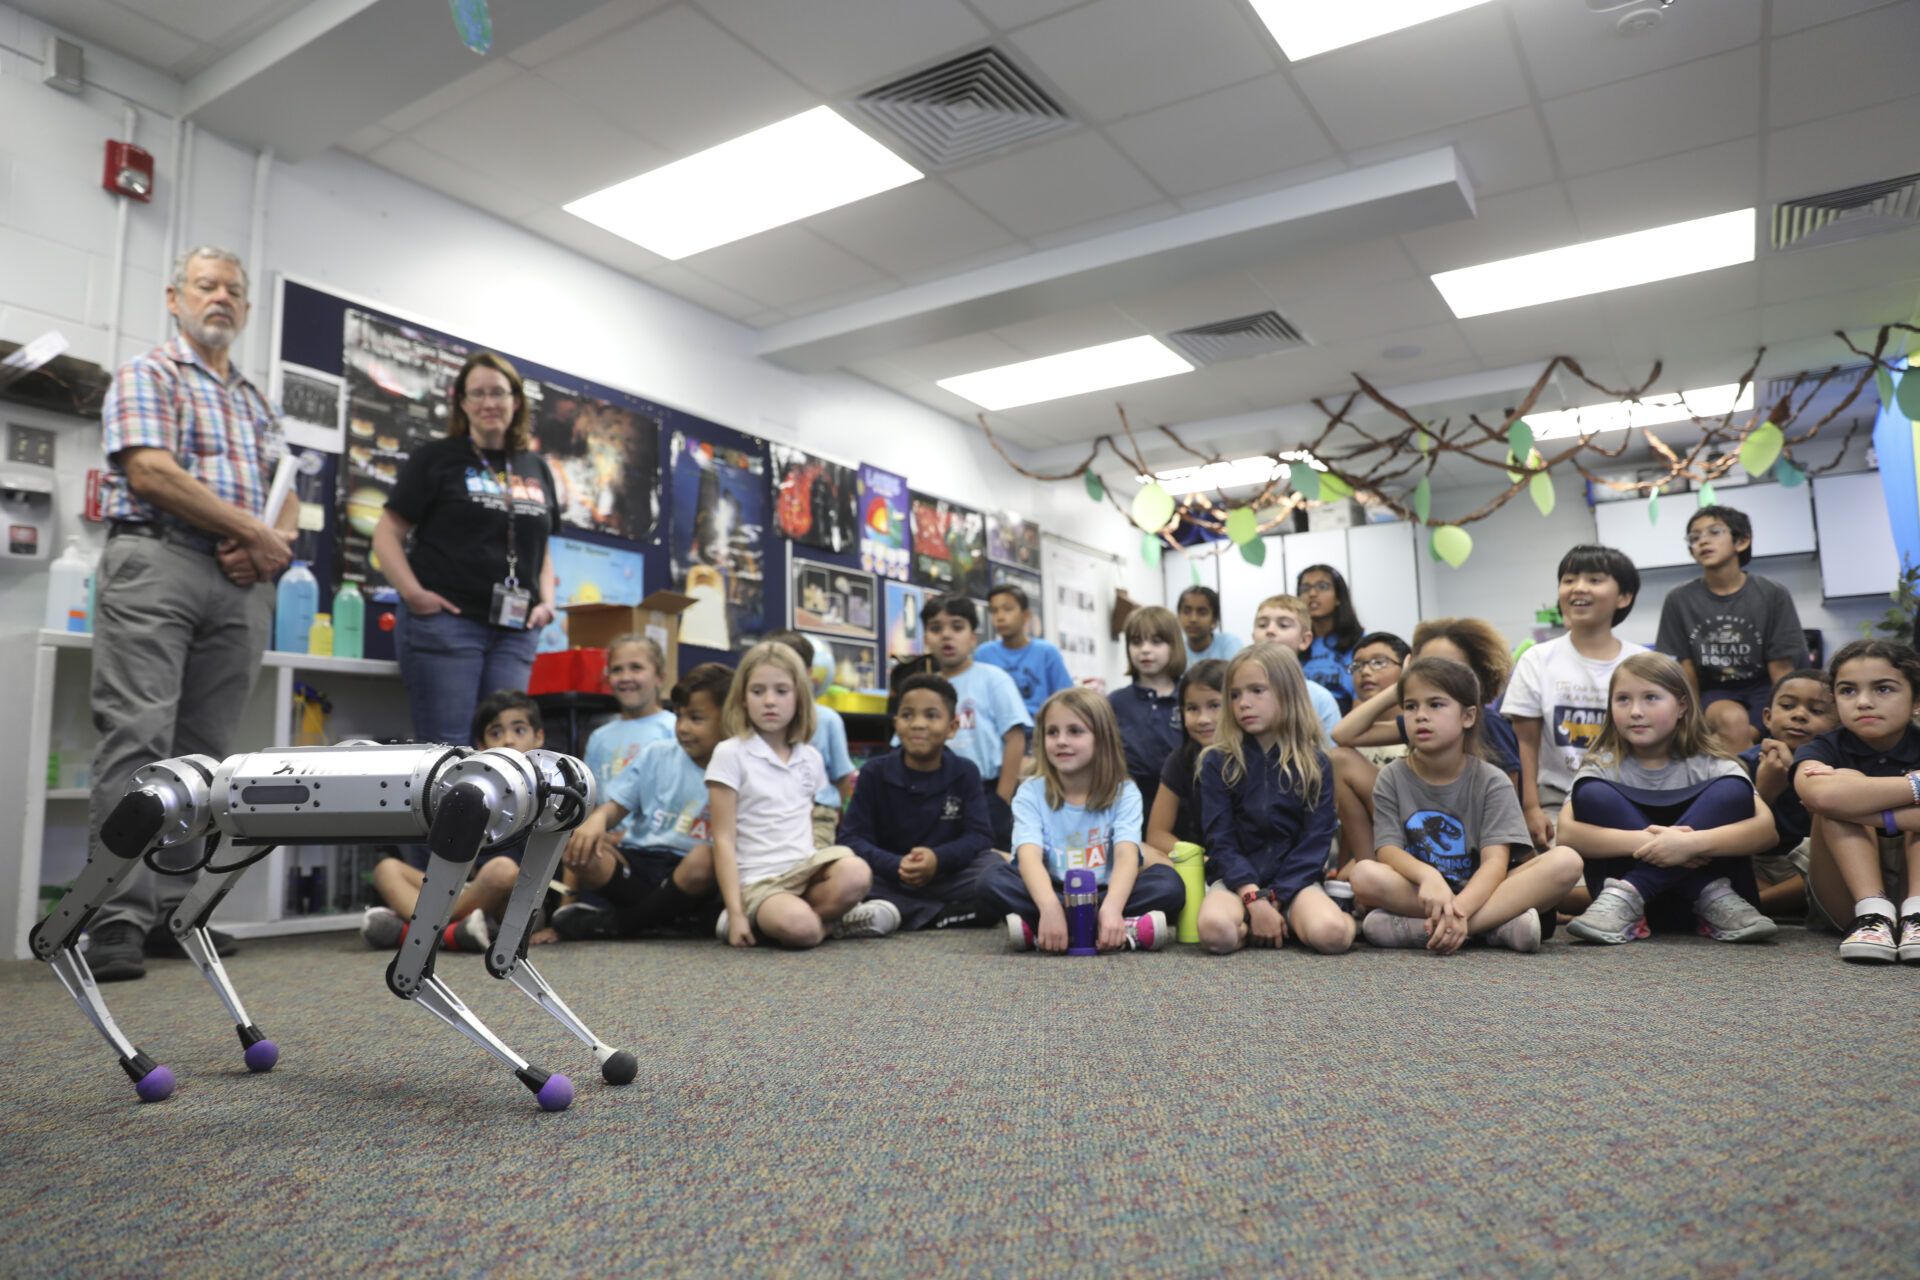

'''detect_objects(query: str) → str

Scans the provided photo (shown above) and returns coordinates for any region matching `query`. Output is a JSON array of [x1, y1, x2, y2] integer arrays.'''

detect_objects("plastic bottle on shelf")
[[332, 581, 365, 660], [308, 612, 334, 657], [43, 538, 91, 633], [274, 560, 319, 652]]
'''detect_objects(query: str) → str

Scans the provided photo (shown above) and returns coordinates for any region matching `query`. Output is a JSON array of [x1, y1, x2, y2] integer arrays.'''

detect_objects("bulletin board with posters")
[[269, 276, 782, 669]]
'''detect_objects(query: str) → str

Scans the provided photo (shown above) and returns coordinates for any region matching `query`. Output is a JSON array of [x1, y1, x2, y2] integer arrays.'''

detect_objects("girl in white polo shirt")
[[707, 641, 900, 947]]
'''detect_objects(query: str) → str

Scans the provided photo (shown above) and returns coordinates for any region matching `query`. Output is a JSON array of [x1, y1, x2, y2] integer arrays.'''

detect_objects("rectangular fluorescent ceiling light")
[[1528, 382, 1755, 442], [563, 106, 921, 259], [1248, 0, 1496, 60], [1431, 210, 1755, 319], [937, 337, 1192, 411], [1141, 451, 1325, 496]]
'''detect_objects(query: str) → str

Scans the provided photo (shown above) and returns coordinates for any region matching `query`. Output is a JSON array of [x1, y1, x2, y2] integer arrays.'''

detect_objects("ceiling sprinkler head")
[[1617, 6, 1667, 33]]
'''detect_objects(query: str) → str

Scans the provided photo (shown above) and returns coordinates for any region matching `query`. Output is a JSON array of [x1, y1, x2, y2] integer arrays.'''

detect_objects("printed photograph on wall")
[[669, 428, 768, 651], [791, 558, 876, 639], [884, 580, 925, 659], [986, 510, 1040, 571], [804, 632, 881, 696], [772, 444, 858, 553], [910, 491, 989, 598], [531, 386, 660, 542], [990, 564, 1045, 635], [858, 463, 910, 582], [539, 535, 647, 653], [273, 363, 346, 454]]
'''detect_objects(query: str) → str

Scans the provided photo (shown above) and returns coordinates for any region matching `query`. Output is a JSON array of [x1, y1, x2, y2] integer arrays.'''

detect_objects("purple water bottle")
[[1064, 867, 1099, 956]]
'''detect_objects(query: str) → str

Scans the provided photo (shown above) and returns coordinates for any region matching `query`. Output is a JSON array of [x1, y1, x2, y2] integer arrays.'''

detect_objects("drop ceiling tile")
[[779, 278, 905, 319], [1771, 0, 1905, 36], [506, 0, 676, 67], [1540, 46, 1760, 177], [1607, 321, 1768, 385], [1008, 0, 1275, 123], [1316, 322, 1477, 380], [1346, 107, 1558, 200], [744, 309, 789, 327], [339, 123, 393, 157], [700, 0, 989, 97], [897, 241, 1034, 286], [129, 0, 293, 44], [945, 129, 1163, 239], [1111, 273, 1277, 335], [1564, 138, 1760, 240], [1456, 297, 1611, 365], [520, 207, 669, 277], [805, 181, 1019, 277], [1764, 93, 1920, 201], [366, 136, 545, 224], [407, 74, 665, 207], [1284, 275, 1456, 345], [990, 304, 1143, 356], [1769, 0, 1920, 128], [1397, 184, 1577, 275], [884, 331, 1030, 380], [639, 262, 764, 321], [1597, 264, 1763, 339], [379, 58, 521, 134], [1761, 226, 1920, 306], [1508, 0, 1761, 98], [1288, 5, 1529, 150], [1175, 157, 1353, 213], [984, 395, 1141, 444], [1107, 73, 1335, 199], [536, 5, 813, 156], [1027, 199, 1180, 250], [965, 0, 1086, 27], [18, 0, 199, 71], [681, 226, 891, 310]]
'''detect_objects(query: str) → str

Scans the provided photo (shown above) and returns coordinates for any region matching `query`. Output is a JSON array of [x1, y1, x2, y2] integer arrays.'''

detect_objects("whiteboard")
[[1593, 481, 1816, 570], [1346, 520, 1423, 645], [1813, 470, 1901, 599]]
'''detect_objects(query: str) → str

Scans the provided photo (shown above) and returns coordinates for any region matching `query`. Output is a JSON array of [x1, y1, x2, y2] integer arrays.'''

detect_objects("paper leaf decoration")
[[1508, 420, 1534, 465], [1647, 487, 1661, 524], [1132, 482, 1175, 532], [1529, 468, 1555, 516], [1739, 422, 1783, 476], [1319, 472, 1353, 502], [1225, 507, 1257, 545], [1190, 560, 1202, 586], [1240, 535, 1267, 567], [1291, 465, 1321, 502], [1698, 481, 1718, 507], [1412, 475, 1431, 523], [1084, 470, 1104, 502], [1431, 525, 1473, 568], [1142, 533, 1161, 568], [1899, 367, 1920, 421], [1877, 366, 1897, 411], [1775, 456, 1805, 487]]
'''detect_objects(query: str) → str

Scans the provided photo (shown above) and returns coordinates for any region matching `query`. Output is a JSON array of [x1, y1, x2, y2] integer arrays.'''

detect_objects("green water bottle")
[[1170, 842, 1207, 944], [332, 581, 365, 660]]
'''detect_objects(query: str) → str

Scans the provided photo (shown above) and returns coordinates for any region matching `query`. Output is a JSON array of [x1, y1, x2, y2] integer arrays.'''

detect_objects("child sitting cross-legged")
[[1560, 653, 1780, 945], [1350, 658, 1584, 954], [533, 662, 734, 943], [1145, 659, 1228, 860], [709, 642, 899, 948], [978, 688, 1185, 952], [1738, 667, 1837, 921], [580, 634, 678, 854], [841, 673, 997, 930]]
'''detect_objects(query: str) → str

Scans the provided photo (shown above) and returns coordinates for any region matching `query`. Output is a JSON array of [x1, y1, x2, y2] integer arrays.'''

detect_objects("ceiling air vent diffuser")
[[1773, 172, 1920, 251], [1162, 312, 1308, 366], [852, 48, 1072, 168]]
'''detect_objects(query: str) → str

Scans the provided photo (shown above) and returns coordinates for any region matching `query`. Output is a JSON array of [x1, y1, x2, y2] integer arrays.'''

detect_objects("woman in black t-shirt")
[[373, 351, 561, 748]]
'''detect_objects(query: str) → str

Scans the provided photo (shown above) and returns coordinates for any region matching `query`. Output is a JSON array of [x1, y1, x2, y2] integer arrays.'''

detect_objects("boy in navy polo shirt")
[[842, 674, 996, 929], [977, 583, 1074, 717], [1739, 668, 1836, 919]]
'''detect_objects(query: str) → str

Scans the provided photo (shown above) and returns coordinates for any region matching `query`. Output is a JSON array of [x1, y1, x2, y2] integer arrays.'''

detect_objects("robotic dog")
[[31, 742, 636, 1110]]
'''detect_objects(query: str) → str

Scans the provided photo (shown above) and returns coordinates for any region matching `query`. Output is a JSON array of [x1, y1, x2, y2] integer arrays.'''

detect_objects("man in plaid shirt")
[[86, 246, 297, 982]]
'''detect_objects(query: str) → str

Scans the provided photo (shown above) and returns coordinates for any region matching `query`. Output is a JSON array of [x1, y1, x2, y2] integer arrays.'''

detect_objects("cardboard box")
[[563, 591, 696, 682]]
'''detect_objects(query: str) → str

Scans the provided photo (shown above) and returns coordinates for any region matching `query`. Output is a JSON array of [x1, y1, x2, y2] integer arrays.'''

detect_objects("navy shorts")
[[592, 847, 682, 911], [1702, 681, 1769, 733]]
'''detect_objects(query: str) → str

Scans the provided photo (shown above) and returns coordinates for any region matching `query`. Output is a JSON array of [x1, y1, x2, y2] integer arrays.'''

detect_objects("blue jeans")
[[394, 605, 540, 748]]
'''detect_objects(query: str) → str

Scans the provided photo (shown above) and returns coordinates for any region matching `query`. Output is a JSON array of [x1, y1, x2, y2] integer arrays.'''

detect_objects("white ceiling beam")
[[755, 148, 1476, 374]]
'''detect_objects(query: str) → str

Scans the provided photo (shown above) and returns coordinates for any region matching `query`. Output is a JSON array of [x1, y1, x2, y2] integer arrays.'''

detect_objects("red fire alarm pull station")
[[103, 140, 153, 202]]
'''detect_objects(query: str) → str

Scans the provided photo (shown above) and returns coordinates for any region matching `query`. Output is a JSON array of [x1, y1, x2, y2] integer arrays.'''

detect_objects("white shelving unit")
[[6, 629, 408, 960]]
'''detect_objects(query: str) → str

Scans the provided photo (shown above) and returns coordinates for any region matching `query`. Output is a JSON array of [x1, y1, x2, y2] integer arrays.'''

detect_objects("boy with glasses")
[[1656, 505, 1806, 748]]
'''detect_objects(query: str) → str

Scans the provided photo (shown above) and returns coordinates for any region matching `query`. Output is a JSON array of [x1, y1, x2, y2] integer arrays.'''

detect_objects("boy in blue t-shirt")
[[925, 594, 1031, 849], [768, 630, 859, 846], [843, 674, 996, 929], [581, 635, 678, 847], [536, 663, 735, 942], [977, 583, 1074, 717]]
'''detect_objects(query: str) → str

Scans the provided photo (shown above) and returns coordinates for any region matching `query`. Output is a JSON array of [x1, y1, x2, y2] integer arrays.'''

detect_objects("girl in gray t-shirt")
[[1560, 653, 1780, 946], [1350, 657, 1584, 955]]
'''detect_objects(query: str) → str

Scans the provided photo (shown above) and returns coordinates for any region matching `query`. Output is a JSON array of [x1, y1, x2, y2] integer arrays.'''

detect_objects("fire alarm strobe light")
[[103, 140, 153, 202]]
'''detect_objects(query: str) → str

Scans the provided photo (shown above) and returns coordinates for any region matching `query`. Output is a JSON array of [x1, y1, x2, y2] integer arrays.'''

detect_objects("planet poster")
[[771, 444, 858, 553], [858, 463, 910, 582], [986, 510, 1040, 570], [910, 491, 989, 598], [668, 427, 768, 651], [530, 386, 660, 542]]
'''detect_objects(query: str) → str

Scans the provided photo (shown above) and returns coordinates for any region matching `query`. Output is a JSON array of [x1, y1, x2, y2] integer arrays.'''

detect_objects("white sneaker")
[[1361, 909, 1427, 949], [1692, 879, 1778, 943], [359, 905, 404, 949], [1123, 910, 1169, 951], [1006, 913, 1036, 951], [713, 909, 731, 943], [1485, 908, 1542, 953], [829, 899, 902, 939]]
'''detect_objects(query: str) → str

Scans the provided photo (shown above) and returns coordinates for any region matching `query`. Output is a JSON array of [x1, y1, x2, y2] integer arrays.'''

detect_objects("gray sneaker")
[[359, 905, 405, 950], [1566, 878, 1649, 944], [829, 899, 902, 939], [1693, 880, 1778, 943], [1486, 908, 1542, 953], [1360, 909, 1428, 949]]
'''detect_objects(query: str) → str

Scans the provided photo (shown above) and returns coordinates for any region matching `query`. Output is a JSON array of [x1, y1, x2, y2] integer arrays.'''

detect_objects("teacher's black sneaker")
[[550, 903, 627, 942], [1566, 878, 1649, 945], [1839, 912, 1897, 963], [87, 920, 147, 983], [1693, 880, 1778, 943], [146, 923, 239, 958], [830, 899, 901, 939]]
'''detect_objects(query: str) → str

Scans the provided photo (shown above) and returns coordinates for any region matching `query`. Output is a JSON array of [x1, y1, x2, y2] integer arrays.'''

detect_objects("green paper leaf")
[[1529, 468, 1555, 516], [1411, 475, 1431, 523], [1291, 465, 1321, 502], [1739, 422, 1784, 476], [1239, 536, 1267, 567], [1320, 472, 1353, 502], [1190, 560, 1202, 586], [1506, 453, 1523, 486], [1416, 428, 1432, 455], [1877, 366, 1898, 411], [1698, 481, 1717, 507], [1084, 470, 1104, 502], [1141, 533, 1161, 568], [1900, 366, 1920, 421], [1131, 482, 1176, 532], [1225, 507, 1257, 545], [1647, 487, 1661, 525], [1431, 525, 1473, 568], [1775, 456, 1805, 487], [1508, 420, 1534, 464], [1430, 539, 1443, 563]]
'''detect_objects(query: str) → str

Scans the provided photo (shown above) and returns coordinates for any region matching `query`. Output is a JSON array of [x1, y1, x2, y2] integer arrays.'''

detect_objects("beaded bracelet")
[[1908, 771, 1920, 806]]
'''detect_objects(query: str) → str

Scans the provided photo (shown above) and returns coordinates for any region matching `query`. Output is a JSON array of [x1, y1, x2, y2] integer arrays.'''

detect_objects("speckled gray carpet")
[[1, 926, 1912, 1278]]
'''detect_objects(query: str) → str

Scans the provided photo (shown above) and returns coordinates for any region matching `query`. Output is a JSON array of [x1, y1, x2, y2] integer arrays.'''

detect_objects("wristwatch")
[[1240, 887, 1277, 909]]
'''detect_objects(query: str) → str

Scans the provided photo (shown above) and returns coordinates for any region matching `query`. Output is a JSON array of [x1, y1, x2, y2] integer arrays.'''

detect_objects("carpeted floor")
[[1, 923, 1912, 1279]]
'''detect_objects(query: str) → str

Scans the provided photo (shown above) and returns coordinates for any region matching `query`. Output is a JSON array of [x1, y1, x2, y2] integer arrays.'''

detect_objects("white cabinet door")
[[1346, 521, 1422, 644]]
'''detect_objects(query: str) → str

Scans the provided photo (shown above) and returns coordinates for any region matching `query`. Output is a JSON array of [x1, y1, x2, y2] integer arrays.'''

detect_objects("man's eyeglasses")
[[1349, 656, 1400, 675]]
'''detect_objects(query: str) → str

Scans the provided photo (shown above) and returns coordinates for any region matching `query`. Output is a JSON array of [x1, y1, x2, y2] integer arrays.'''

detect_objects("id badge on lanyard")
[[484, 448, 534, 629]]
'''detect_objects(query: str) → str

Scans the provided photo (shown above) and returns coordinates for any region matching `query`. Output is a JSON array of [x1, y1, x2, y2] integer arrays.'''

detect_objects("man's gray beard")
[[180, 313, 239, 350]]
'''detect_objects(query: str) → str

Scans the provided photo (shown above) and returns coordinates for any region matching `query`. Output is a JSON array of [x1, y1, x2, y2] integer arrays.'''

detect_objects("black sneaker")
[[88, 920, 148, 983], [145, 924, 240, 959], [550, 903, 630, 942]]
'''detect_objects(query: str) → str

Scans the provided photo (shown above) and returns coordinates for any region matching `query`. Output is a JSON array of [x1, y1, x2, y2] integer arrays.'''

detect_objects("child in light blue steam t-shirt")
[[582, 635, 677, 843]]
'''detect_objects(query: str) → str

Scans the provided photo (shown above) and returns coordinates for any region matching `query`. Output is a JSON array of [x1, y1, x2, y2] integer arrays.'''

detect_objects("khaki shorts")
[[1752, 839, 1810, 889], [1807, 830, 1908, 933], [811, 802, 841, 850], [741, 844, 853, 924], [1359, 743, 1409, 768]]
